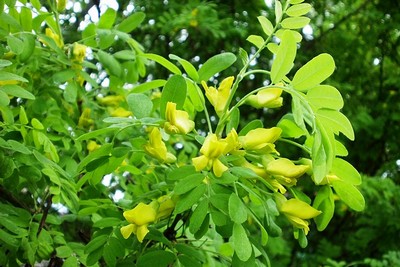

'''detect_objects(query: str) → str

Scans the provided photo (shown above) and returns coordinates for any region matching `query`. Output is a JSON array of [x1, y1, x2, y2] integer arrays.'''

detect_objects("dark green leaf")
[[137, 250, 176, 267], [189, 198, 209, 234], [174, 173, 205, 195], [174, 184, 206, 214]]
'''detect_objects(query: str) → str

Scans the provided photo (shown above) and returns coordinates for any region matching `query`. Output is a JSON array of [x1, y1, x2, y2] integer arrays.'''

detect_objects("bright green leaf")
[[116, 12, 145, 33], [174, 173, 205, 195], [306, 85, 343, 110], [141, 53, 181, 75], [131, 79, 166, 93], [174, 184, 206, 214], [281, 17, 310, 29], [316, 109, 355, 140], [246, 35, 265, 49], [292, 53, 335, 91], [197, 52, 236, 82], [1, 84, 35, 100], [286, 3, 312, 17], [257, 16, 274, 36], [313, 185, 334, 231], [98, 8, 116, 29], [332, 158, 361, 185], [271, 30, 297, 83], [331, 180, 365, 211], [169, 54, 199, 81]]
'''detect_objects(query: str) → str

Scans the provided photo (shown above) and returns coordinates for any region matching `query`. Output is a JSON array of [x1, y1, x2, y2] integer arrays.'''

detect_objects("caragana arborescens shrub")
[[0, 0, 364, 266]]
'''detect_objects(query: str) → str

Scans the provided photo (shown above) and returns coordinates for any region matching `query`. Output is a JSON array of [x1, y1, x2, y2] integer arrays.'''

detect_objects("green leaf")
[[167, 165, 196, 180], [56, 245, 73, 258], [0, 90, 10, 106], [271, 30, 297, 83], [1, 84, 35, 100], [175, 243, 205, 262], [0, 71, 28, 82], [313, 185, 334, 231], [127, 93, 153, 119], [230, 167, 259, 179], [316, 109, 355, 140], [275, 1, 283, 23], [311, 131, 327, 184], [7, 140, 31, 154], [228, 194, 248, 224], [197, 52, 236, 82], [331, 180, 365, 211], [246, 35, 265, 49], [137, 250, 176, 267], [178, 255, 202, 267], [76, 127, 118, 141], [232, 223, 252, 262], [290, 0, 305, 4], [331, 158, 361, 185], [52, 69, 76, 83], [186, 80, 204, 111], [292, 53, 335, 91], [306, 85, 343, 110], [226, 107, 240, 135], [97, 50, 122, 77], [160, 74, 187, 119], [20, 7, 32, 32], [141, 53, 181, 75], [257, 16, 274, 36], [169, 54, 199, 81], [277, 114, 305, 138], [0, 60, 12, 67], [286, 3, 312, 17], [42, 167, 61, 186], [7, 35, 24, 54], [174, 184, 206, 214], [275, 29, 303, 43], [0, 228, 19, 247], [131, 79, 166, 93], [116, 12, 145, 33], [281, 17, 310, 29], [189, 198, 209, 234], [98, 8, 116, 29], [84, 235, 108, 254], [174, 173, 205, 195]]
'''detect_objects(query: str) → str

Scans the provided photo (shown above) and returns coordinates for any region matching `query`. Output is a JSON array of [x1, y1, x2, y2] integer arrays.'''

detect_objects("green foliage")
[[0, 0, 367, 266]]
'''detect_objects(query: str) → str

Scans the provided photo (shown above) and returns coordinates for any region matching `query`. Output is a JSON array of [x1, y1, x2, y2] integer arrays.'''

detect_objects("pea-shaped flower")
[[239, 127, 282, 153], [275, 194, 321, 235], [246, 87, 283, 109], [264, 158, 310, 187], [143, 128, 176, 163], [201, 76, 234, 117], [120, 203, 157, 242], [72, 43, 87, 63], [164, 102, 195, 135], [192, 133, 228, 177]]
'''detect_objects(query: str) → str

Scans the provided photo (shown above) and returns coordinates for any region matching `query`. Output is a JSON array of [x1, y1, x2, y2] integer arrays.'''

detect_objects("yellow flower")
[[78, 108, 94, 128], [72, 43, 87, 63], [264, 158, 310, 187], [110, 107, 132, 117], [201, 76, 234, 117], [121, 202, 157, 242], [192, 133, 228, 177], [44, 28, 63, 48], [246, 87, 283, 109], [155, 195, 175, 220], [143, 128, 176, 163], [223, 128, 243, 155], [239, 127, 282, 153], [97, 95, 125, 106], [275, 194, 321, 235], [164, 102, 195, 135], [87, 140, 101, 152]]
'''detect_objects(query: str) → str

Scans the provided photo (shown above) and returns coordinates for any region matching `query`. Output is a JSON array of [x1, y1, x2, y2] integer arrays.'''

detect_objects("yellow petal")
[[143, 128, 167, 162], [192, 155, 209, 172], [73, 43, 87, 63], [223, 128, 241, 154], [280, 199, 321, 219], [285, 214, 310, 235], [266, 158, 309, 178], [136, 224, 150, 243], [240, 127, 282, 150], [175, 110, 195, 134], [120, 224, 136, 239], [200, 134, 226, 158], [123, 203, 157, 225], [246, 88, 283, 109], [165, 102, 195, 134], [213, 159, 228, 177], [111, 107, 132, 117]]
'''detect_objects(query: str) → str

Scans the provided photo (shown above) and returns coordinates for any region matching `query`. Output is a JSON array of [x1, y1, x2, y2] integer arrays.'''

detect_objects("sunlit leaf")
[[271, 30, 297, 83]]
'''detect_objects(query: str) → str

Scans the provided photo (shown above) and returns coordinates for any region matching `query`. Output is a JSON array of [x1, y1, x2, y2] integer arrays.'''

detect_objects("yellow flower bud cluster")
[[120, 195, 175, 243], [245, 83, 284, 109], [143, 128, 176, 163]]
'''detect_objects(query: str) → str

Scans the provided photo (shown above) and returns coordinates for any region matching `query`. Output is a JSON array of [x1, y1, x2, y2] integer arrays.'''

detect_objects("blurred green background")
[[59, 0, 400, 265]]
